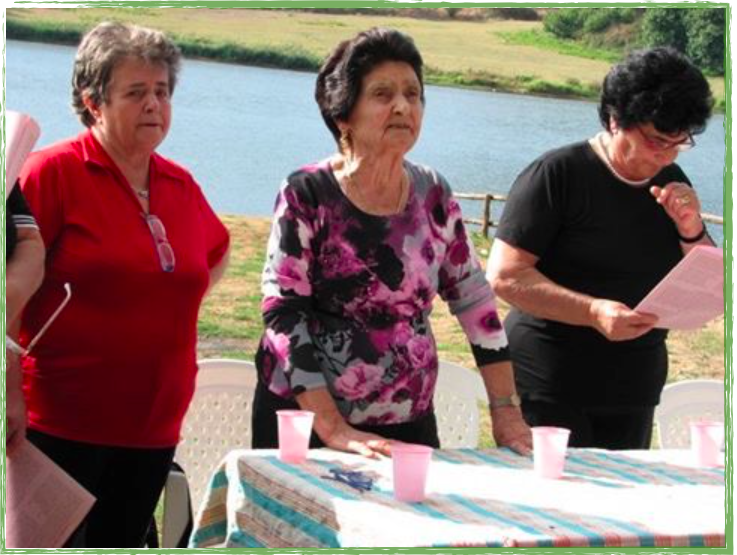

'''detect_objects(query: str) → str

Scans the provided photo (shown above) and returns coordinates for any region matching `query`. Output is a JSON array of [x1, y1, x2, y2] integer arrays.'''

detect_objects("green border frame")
[[1, 2, 731, 554]]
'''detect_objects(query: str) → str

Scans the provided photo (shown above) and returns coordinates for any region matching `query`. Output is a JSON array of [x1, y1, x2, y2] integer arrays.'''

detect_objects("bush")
[[641, 7, 725, 75], [641, 8, 688, 51], [543, 8, 585, 39], [543, 8, 583, 39], [544, 8, 641, 40], [582, 8, 639, 35], [488, 8, 540, 21], [684, 9, 726, 74], [7, 19, 83, 45]]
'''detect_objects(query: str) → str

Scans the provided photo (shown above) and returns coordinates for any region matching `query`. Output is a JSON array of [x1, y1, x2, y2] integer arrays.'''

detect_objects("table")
[[190, 448, 725, 548]]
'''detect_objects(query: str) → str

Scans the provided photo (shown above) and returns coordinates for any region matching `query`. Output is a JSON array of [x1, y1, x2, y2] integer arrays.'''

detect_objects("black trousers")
[[521, 399, 655, 450], [251, 381, 440, 449], [27, 429, 176, 548]]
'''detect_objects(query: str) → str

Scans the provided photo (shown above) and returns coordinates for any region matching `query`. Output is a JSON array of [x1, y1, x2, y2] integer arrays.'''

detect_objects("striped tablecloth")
[[190, 447, 725, 548]]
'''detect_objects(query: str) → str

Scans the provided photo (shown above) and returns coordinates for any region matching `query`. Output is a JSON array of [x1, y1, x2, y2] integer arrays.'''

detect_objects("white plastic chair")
[[434, 360, 487, 448], [161, 358, 257, 547], [655, 379, 724, 449]]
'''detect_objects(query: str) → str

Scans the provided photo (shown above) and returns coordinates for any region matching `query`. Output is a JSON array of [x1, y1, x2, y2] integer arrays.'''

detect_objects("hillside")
[[6, 8, 725, 103]]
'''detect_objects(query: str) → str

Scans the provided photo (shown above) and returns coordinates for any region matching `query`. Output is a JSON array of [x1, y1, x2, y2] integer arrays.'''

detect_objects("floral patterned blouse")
[[255, 159, 509, 425]]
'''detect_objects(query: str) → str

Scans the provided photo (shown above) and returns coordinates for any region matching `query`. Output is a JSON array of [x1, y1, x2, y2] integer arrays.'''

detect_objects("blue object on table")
[[323, 467, 374, 493]]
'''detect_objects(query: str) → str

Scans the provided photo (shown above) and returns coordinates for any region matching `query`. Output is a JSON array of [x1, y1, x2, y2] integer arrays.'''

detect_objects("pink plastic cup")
[[690, 421, 724, 468], [391, 443, 433, 503], [276, 410, 315, 464], [532, 426, 571, 479]]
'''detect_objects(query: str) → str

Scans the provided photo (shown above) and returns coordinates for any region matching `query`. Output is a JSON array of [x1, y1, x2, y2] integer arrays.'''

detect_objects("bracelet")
[[488, 393, 521, 409], [678, 224, 707, 244]]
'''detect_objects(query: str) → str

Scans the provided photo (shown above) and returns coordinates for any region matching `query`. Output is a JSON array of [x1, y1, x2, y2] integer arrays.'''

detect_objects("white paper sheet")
[[635, 245, 723, 330], [6, 441, 95, 548], [5, 111, 41, 198]]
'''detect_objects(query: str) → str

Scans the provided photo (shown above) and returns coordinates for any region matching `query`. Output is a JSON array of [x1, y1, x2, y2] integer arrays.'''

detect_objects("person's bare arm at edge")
[[5, 226, 44, 453], [295, 388, 393, 458], [487, 239, 658, 342], [6, 226, 45, 326], [205, 248, 230, 296]]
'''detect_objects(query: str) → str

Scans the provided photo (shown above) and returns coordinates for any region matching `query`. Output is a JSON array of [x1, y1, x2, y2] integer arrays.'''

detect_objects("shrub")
[[544, 8, 640, 40], [582, 8, 639, 35], [488, 8, 540, 21], [641, 7, 725, 75], [684, 9, 726, 74], [543, 8, 585, 39], [641, 8, 688, 52]]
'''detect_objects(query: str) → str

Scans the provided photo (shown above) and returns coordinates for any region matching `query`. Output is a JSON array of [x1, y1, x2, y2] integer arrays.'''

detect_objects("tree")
[[684, 9, 725, 74], [641, 8, 688, 52], [641, 7, 724, 75]]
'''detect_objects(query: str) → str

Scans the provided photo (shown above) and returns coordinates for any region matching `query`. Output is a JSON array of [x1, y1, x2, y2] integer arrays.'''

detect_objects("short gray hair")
[[72, 21, 181, 127]]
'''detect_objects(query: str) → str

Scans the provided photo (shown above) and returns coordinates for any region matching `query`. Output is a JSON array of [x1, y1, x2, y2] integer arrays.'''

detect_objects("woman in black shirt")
[[487, 48, 715, 449]]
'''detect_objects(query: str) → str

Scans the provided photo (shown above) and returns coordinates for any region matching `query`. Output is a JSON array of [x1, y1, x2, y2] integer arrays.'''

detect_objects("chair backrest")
[[655, 379, 724, 449], [175, 358, 257, 509], [434, 360, 487, 448]]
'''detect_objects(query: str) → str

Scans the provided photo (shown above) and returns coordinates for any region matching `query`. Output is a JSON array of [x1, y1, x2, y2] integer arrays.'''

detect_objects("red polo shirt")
[[20, 130, 230, 447]]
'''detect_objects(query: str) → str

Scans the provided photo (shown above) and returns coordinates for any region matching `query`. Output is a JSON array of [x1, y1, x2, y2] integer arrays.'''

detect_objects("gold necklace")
[[342, 167, 408, 216]]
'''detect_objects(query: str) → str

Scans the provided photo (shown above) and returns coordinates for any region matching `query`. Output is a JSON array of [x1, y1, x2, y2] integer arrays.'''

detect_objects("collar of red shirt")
[[79, 128, 186, 183]]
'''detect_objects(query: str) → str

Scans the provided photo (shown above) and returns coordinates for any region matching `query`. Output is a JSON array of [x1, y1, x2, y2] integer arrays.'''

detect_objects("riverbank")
[[200, 215, 725, 383], [7, 8, 725, 106]]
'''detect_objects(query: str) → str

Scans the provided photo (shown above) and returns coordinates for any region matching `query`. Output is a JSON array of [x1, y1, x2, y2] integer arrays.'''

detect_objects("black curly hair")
[[315, 27, 424, 143], [598, 47, 713, 135]]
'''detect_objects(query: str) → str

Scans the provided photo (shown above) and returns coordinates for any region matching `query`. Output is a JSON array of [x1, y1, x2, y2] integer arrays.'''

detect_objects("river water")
[[6, 39, 727, 244]]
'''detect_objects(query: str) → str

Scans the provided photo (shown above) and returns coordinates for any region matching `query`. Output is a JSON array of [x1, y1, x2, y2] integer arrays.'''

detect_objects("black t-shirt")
[[495, 141, 688, 407]]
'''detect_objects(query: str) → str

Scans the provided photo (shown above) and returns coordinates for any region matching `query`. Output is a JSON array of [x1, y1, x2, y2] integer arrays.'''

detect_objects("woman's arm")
[[295, 388, 392, 457], [6, 226, 45, 326], [487, 239, 658, 342], [6, 351, 27, 453], [205, 247, 230, 296], [430, 182, 531, 453], [479, 361, 531, 455]]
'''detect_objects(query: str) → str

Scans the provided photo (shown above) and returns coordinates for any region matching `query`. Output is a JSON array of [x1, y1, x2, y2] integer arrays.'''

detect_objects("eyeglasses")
[[144, 214, 175, 272], [6, 282, 72, 356], [634, 126, 695, 152]]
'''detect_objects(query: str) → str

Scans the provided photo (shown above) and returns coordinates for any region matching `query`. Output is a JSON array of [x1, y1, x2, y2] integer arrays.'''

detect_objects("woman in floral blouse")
[[253, 27, 531, 457]]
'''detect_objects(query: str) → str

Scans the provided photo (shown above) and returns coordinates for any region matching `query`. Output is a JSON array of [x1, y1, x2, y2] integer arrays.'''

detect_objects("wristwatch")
[[488, 393, 521, 410]]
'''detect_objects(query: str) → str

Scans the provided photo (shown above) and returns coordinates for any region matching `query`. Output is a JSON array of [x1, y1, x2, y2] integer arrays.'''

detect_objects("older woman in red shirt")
[[19, 22, 229, 547]]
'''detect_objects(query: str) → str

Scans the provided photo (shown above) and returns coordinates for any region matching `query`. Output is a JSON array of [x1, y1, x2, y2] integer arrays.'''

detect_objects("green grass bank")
[[7, 8, 725, 106]]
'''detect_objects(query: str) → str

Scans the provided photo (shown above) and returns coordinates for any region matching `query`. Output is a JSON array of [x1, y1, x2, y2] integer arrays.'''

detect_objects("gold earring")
[[339, 130, 351, 154]]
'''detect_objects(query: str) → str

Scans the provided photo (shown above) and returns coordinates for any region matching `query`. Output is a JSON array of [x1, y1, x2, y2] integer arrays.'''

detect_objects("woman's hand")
[[321, 419, 393, 459], [589, 299, 658, 341], [650, 183, 705, 240], [491, 406, 532, 456], [297, 388, 392, 458]]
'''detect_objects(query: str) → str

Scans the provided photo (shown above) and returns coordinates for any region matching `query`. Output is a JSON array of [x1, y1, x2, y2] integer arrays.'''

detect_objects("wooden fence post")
[[482, 194, 492, 238]]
